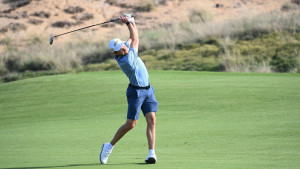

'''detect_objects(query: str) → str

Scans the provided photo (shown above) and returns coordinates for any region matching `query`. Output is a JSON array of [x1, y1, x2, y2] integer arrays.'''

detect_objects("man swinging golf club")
[[100, 15, 158, 164]]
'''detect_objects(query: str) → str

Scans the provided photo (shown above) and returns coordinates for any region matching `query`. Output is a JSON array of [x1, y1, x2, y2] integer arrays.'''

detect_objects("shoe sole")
[[100, 144, 105, 164], [145, 157, 156, 164]]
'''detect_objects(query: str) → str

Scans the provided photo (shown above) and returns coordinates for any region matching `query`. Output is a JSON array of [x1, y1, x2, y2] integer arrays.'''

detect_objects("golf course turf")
[[0, 71, 299, 169]]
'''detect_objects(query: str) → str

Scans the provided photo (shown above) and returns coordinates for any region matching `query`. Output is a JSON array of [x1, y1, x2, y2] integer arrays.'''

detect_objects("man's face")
[[114, 44, 128, 57]]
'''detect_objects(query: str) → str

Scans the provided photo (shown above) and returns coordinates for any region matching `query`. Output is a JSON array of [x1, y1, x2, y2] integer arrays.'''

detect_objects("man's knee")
[[125, 119, 137, 130], [145, 112, 156, 126]]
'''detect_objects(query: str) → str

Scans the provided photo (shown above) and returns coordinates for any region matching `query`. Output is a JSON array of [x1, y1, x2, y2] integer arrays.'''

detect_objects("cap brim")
[[114, 41, 124, 52]]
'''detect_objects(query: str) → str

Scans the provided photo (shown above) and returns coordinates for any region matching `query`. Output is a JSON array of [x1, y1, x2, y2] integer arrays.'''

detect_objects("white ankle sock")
[[149, 149, 155, 155], [108, 143, 114, 149]]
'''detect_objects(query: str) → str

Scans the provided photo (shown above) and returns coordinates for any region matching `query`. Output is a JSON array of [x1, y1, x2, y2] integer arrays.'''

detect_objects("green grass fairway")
[[1, 71, 300, 169]]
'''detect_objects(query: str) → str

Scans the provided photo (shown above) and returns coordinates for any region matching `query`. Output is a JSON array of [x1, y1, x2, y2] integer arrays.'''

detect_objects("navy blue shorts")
[[126, 85, 158, 120]]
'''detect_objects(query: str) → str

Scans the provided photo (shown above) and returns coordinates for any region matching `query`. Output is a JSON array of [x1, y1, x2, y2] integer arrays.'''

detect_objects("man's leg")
[[145, 112, 156, 149], [110, 119, 137, 145], [145, 112, 157, 164], [100, 119, 137, 164]]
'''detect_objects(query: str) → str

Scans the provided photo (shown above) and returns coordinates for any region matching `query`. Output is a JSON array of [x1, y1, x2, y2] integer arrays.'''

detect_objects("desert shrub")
[[0, 23, 27, 33], [0, 37, 16, 51], [20, 59, 55, 71], [51, 21, 81, 28], [81, 51, 111, 65], [4, 54, 21, 72], [139, 29, 168, 51], [2, 0, 31, 12], [0, 37, 12, 46], [176, 43, 200, 50], [291, 0, 300, 5], [170, 57, 222, 71], [189, 9, 213, 23], [30, 11, 50, 18], [72, 13, 94, 21], [198, 45, 219, 58], [79, 42, 112, 65], [64, 6, 85, 14], [234, 28, 269, 40], [27, 35, 42, 45], [28, 19, 43, 25], [271, 43, 300, 72], [281, 2, 299, 11], [2, 73, 22, 82], [83, 61, 120, 72], [0, 58, 6, 75], [135, 0, 155, 12]]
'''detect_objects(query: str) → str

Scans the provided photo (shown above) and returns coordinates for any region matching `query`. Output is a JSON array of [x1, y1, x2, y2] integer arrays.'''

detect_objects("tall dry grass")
[[1, 4, 300, 82], [138, 9, 300, 72], [0, 33, 112, 78], [140, 9, 300, 51]]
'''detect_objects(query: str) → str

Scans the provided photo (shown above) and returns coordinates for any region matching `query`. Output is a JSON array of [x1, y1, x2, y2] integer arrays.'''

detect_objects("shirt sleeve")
[[127, 47, 138, 65]]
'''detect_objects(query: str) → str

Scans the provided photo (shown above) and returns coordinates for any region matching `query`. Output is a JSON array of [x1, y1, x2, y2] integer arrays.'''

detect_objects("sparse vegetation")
[[63, 6, 85, 14], [281, 2, 298, 11], [51, 21, 82, 28], [291, 0, 300, 5], [135, 0, 156, 12], [0, 23, 27, 33], [1, 2, 300, 82], [2, 0, 32, 13], [189, 9, 213, 23]]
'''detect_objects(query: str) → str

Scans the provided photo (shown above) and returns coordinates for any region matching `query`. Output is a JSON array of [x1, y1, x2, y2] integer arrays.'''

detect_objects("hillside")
[[1, 0, 300, 82], [0, 0, 290, 43]]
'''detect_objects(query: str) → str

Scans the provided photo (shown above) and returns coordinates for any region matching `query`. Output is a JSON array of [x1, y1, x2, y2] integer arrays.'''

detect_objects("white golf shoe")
[[145, 152, 157, 164], [100, 143, 113, 164]]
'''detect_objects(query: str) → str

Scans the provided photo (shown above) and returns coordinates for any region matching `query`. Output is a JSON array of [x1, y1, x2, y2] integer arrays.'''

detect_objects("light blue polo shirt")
[[115, 41, 149, 87]]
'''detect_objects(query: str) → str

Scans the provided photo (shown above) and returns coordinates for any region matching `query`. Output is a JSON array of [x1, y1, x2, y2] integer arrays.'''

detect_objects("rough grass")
[[0, 71, 300, 169], [138, 31, 300, 72]]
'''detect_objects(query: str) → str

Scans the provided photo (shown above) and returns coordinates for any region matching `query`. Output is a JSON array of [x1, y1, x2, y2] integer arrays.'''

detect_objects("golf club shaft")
[[53, 18, 120, 38]]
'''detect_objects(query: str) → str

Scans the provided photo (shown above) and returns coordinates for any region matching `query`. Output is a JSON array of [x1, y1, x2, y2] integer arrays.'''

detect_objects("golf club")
[[49, 14, 133, 45]]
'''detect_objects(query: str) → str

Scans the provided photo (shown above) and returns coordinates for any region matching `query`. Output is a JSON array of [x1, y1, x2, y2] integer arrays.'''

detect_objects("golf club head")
[[49, 37, 54, 45]]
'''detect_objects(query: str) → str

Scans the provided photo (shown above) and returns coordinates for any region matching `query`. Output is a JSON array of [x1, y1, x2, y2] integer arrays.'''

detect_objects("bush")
[[234, 28, 269, 40], [2, 73, 22, 82], [291, 0, 300, 5], [30, 11, 50, 18], [281, 2, 298, 11], [135, 0, 155, 12], [2, 0, 31, 12], [271, 43, 300, 72], [0, 23, 27, 33], [20, 59, 55, 71], [176, 43, 200, 50], [81, 48, 111, 65], [4, 55, 21, 72], [51, 21, 81, 28], [189, 9, 213, 23], [0, 60, 5, 75], [64, 6, 85, 14]]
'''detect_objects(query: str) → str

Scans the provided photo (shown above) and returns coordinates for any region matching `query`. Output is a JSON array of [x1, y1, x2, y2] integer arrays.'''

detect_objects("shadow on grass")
[[1, 162, 149, 169]]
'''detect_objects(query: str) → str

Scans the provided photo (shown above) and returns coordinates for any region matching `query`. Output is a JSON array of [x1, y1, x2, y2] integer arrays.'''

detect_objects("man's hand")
[[119, 15, 130, 24], [119, 15, 133, 24]]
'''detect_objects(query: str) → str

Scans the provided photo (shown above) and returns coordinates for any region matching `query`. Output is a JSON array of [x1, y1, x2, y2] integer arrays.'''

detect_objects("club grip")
[[123, 14, 134, 18]]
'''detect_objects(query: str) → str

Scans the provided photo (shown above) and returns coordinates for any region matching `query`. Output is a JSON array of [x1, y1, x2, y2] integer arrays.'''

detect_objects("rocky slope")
[[0, 0, 289, 39]]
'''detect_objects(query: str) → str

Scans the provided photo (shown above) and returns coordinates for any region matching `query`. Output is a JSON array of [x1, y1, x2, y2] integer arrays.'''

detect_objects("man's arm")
[[120, 16, 139, 51]]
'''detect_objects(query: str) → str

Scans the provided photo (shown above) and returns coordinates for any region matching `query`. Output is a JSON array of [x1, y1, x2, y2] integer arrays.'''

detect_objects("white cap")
[[109, 38, 124, 52]]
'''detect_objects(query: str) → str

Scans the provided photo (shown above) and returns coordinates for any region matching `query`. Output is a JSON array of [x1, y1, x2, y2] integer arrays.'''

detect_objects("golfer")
[[100, 15, 158, 164]]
